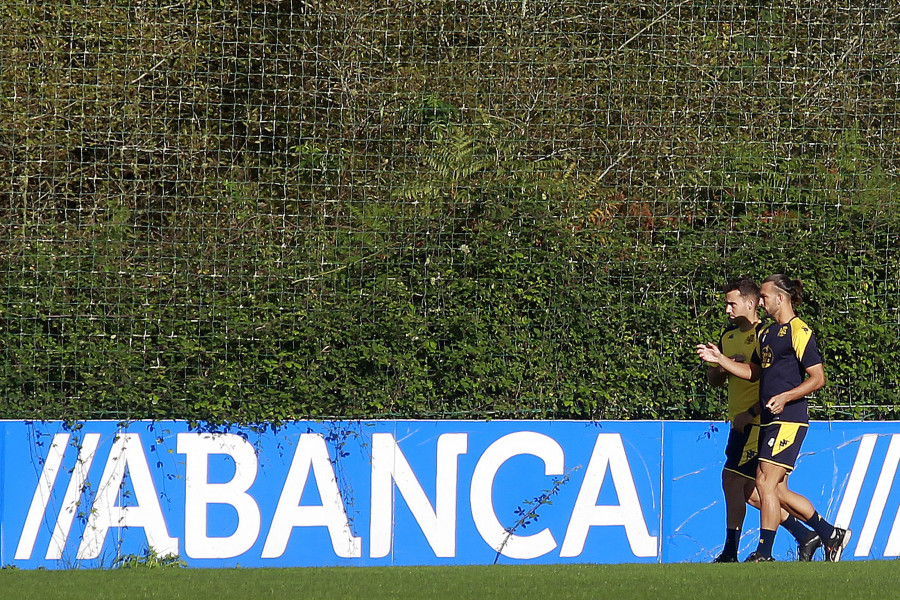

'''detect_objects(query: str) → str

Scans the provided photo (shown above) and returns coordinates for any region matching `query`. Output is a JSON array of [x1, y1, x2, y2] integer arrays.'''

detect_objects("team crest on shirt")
[[777, 326, 788, 337], [761, 346, 773, 368]]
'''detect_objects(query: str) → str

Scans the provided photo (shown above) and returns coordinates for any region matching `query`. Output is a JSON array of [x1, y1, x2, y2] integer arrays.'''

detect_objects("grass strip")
[[2, 561, 898, 600]]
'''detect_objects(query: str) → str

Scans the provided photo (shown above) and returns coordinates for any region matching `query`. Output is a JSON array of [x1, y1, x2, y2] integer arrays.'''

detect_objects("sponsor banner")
[[1, 420, 898, 568], [0, 420, 661, 568]]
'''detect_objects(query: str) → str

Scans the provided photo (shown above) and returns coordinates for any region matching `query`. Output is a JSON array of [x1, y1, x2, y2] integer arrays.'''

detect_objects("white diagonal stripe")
[[856, 434, 900, 557], [47, 433, 101, 560], [836, 434, 877, 530], [15, 434, 70, 560]]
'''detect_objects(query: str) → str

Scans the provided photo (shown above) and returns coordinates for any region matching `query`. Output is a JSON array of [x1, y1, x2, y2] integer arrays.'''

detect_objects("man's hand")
[[733, 410, 754, 432], [766, 393, 790, 415], [696, 342, 722, 363], [699, 343, 759, 382], [706, 363, 727, 386]]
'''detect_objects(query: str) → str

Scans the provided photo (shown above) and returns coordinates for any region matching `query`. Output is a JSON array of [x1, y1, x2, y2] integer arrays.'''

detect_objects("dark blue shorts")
[[757, 421, 808, 472]]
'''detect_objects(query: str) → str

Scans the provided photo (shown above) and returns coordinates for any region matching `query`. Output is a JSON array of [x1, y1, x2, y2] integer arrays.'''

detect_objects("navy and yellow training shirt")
[[752, 316, 822, 425]]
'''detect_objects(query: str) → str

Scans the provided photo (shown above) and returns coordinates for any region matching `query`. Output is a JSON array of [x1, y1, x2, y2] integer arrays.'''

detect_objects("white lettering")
[[470, 432, 563, 560], [370, 432, 468, 558], [262, 433, 361, 558], [78, 433, 178, 559], [177, 433, 261, 559], [560, 433, 657, 558], [10, 423, 672, 566]]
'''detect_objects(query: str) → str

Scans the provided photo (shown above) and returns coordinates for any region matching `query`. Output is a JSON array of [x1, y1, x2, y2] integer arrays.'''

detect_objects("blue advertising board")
[[1, 420, 898, 568]]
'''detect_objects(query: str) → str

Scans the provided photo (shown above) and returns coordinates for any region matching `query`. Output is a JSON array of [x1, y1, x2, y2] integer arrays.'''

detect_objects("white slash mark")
[[16, 434, 70, 560], [855, 434, 900, 557], [835, 434, 877, 530]]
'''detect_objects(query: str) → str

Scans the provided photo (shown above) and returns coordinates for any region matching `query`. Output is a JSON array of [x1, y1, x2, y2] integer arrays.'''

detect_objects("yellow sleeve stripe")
[[791, 318, 813, 363]]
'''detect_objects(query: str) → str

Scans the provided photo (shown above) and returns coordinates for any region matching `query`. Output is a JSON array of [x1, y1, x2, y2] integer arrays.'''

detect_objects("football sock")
[[757, 529, 777, 558], [780, 514, 814, 543], [804, 511, 836, 542], [723, 528, 740, 557]]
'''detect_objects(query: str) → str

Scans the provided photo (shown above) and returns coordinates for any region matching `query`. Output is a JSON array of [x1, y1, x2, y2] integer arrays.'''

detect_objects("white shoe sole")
[[828, 529, 852, 562]]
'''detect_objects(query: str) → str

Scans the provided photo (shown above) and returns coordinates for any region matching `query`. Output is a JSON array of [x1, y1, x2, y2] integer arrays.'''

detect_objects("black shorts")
[[723, 424, 760, 480], [757, 421, 808, 472]]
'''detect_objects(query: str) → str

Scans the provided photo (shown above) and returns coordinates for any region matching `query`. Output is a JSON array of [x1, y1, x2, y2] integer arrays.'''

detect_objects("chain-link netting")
[[1, 1, 898, 422]]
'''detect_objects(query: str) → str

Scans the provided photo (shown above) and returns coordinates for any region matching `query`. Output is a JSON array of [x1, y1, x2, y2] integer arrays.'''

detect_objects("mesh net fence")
[[1, 1, 898, 422]]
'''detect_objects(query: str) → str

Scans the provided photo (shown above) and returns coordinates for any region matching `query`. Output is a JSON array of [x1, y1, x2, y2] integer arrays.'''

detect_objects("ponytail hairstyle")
[[764, 274, 803, 307]]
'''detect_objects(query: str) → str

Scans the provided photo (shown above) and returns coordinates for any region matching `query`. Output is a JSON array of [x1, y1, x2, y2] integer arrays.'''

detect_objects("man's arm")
[[765, 363, 826, 415], [696, 343, 760, 382]]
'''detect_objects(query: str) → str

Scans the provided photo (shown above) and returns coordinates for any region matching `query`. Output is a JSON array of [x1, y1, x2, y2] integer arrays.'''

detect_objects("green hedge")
[[1, 1, 898, 423], [2, 119, 897, 422]]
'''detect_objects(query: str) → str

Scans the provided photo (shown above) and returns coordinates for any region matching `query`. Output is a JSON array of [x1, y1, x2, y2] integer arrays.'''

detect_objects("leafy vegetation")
[[115, 548, 186, 570], [1, 1, 898, 423]]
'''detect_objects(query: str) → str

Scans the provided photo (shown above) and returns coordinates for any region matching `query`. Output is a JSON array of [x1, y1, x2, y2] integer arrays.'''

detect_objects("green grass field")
[[2, 562, 898, 600]]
